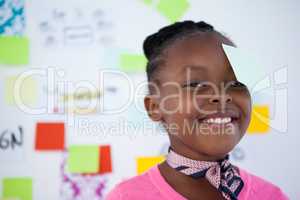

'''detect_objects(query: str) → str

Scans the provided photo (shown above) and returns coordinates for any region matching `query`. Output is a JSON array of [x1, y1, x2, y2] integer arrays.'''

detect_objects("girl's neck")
[[169, 139, 228, 162], [158, 161, 225, 200]]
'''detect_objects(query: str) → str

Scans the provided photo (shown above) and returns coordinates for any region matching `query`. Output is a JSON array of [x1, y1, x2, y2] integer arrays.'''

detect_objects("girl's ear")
[[144, 95, 162, 121]]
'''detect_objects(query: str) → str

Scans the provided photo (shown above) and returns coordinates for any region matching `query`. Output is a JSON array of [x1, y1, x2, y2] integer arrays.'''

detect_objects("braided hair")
[[143, 20, 233, 93]]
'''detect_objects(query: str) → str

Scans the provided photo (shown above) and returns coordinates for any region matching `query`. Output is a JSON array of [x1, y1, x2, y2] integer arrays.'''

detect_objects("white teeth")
[[202, 117, 232, 124]]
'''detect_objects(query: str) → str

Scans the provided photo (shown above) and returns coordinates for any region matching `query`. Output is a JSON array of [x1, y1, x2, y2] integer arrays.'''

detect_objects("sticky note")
[[99, 145, 112, 174], [136, 156, 165, 175], [247, 105, 270, 134], [156, 0, 189, 23], [3, 178, 32, 200], [143, 0, 153, 5], [35, 122, 65, 150], [120, 54, 147, 72], [0, 36, 29, 65], [67, 145, 99, 173], [222, 44, 266, 91], [4, 76, 37, 105]]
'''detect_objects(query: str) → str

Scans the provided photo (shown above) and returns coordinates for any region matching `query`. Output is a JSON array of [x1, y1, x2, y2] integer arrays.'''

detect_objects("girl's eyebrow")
[[174, 64, 207, 81], [181, 64, 207, 72]]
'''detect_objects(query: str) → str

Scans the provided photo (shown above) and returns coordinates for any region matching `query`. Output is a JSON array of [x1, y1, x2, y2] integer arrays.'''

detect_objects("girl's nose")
[[209, 94, 232, 104]]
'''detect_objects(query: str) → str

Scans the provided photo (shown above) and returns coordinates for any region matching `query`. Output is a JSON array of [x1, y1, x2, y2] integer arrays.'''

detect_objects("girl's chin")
[[206, 144, 236, 158], [191, 134, 241, 158]]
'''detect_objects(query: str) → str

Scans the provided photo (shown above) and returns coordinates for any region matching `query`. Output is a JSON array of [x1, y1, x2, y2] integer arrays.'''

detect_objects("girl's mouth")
[[201, 117, 234, 124], [196, 115, 240, 135], [197, 111, 240, 125]]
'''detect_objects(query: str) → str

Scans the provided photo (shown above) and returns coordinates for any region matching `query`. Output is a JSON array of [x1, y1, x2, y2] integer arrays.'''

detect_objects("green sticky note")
[[143, 0, 153, 5], [156, 0, 189, 23], [4, 76, 37, 105], [3, 178, 32, 200], [120, 54, 147, 72], [67, 145, 99, 173], [0, 36, 29, 65], [222, 44, 266, 91]]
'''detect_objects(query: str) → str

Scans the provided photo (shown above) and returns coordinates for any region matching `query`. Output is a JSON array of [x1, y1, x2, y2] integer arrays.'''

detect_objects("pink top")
[[105, 165, 289, 200]]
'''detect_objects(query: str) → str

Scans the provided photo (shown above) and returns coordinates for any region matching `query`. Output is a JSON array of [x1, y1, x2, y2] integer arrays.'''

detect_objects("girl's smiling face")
[[145, 32, 252, 160]]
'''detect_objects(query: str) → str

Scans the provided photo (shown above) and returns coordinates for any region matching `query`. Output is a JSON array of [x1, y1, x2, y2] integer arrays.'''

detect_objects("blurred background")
[[0, 0, 299, 199]]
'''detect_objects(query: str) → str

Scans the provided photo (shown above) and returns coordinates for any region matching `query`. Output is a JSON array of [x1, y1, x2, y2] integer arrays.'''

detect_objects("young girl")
[[106, 21, 288, 200]]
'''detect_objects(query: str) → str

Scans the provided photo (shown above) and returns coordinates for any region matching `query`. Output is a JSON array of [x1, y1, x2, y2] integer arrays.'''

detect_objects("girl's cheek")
[[240, 92, 252, 115], [233, 93, 252, 126], [179, 95, 205, 118], [159, 93, 186, 118]]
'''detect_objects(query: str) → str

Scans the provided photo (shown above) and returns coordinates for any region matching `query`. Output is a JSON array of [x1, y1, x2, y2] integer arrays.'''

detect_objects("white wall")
[[0, 0, 299, 199]]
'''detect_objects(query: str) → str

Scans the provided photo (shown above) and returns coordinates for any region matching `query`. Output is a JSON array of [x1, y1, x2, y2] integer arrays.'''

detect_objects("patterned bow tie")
[[166, 147, 244, 200]]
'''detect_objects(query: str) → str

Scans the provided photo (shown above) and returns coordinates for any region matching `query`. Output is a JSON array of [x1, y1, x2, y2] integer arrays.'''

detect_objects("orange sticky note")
[[247, 105, 270, 134], [136, 156, 165, 175], [99, 145, 112, 174], [35, 122, 65, 150]]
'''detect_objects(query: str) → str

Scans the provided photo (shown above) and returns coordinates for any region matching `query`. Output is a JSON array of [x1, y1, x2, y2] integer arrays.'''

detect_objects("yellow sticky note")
[[136, 156, 165, 175], [4, 76, 37, 105], [120, 54, 147, 72], [247, 105, 270, 134], [3, 178, 32, 200], [0, 36, 29, 65], [156, 0, 189, 23]]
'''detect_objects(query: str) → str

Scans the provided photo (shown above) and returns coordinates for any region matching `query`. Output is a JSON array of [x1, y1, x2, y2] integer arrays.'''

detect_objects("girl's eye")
[[183, 81, 208, 88], [228, 81, 247, 88]]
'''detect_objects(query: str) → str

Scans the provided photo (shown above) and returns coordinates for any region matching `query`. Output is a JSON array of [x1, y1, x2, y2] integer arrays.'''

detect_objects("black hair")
[[143, 20, 232, 93]]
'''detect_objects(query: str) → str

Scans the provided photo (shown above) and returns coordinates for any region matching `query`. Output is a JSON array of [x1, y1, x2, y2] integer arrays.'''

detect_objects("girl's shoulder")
[[105, 166, 290, 200], [105, 167, 162, 200], [238, 167, 289, 200]]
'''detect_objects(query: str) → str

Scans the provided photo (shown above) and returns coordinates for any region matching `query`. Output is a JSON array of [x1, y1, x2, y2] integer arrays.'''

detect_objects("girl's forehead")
[[163, 35, 231, 74], [153, 38, 236, 86]]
